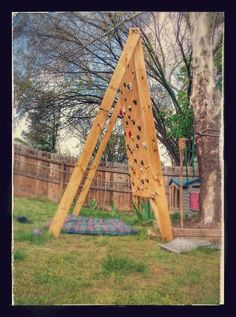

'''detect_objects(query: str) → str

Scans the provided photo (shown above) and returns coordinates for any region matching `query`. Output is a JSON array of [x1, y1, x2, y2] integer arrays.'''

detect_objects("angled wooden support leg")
[[150, 195, 173, 241], [73, 100, 122, 215], [73, 63, 137, 216], [49, 29, 141, 238]]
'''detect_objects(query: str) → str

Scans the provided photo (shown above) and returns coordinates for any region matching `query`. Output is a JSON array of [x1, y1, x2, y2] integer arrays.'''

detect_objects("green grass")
[[14, 249, 27, 262], [13, 196, 221, 305], [101, 253, 147, 274]]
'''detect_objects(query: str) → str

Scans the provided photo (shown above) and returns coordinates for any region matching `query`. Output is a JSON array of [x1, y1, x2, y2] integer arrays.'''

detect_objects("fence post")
[[60, 161, 65, 199]]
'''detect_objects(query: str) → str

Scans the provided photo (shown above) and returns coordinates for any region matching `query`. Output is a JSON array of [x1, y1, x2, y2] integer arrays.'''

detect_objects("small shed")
[[169, 177, 200, 213]]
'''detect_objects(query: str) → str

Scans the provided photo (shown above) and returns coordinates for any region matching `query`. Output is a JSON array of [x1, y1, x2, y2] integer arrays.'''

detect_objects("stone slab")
[[159, 237, 212, 253]]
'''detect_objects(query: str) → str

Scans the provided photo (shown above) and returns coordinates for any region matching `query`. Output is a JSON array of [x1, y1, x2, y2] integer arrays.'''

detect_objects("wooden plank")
[[49, 29, 141, 238], [173, 228, 222, 238], [133, 37, 173, 240]]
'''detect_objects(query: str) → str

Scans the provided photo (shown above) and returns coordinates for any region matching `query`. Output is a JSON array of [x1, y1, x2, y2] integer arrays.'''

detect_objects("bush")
[[170, 212, 180, 224]]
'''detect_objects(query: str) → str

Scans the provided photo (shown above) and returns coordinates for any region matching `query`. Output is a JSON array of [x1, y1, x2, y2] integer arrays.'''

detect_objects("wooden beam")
[[173, 227, 222, 239], [49, 29, 141, 238], [133, 38, 173, 240], [72, 99, 122, 215]]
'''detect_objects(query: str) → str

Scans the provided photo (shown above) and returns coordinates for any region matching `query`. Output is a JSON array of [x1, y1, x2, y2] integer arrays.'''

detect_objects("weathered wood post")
[[179, 138, 186, 228]]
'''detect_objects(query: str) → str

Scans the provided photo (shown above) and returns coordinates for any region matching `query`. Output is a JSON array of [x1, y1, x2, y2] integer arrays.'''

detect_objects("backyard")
[[13, 197, 221, 305]]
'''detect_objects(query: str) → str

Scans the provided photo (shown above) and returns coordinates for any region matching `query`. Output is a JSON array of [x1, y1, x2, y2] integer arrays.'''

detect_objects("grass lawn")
[[13, 197, 221, 305]]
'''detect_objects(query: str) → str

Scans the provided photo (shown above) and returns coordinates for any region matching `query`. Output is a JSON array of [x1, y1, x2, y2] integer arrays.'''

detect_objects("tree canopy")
[[13, 11, 223, 163]]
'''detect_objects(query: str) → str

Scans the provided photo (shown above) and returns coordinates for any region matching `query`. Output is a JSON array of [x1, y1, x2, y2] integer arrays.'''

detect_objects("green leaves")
[[133, 201, 155, 226], [164, 90, 194, 139]]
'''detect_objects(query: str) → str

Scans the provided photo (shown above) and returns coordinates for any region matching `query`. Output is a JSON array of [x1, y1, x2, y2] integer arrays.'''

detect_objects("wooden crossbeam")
[[49, 29, 141, 238]]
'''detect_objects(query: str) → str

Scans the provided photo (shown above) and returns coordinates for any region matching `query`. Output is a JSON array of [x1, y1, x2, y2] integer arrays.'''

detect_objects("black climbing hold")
[[141, 179, 145, 184], [134, 159, 137, 163], [123, 82, 126, 87], [137, 135, 140, 140], [128, 115, 131, 119], [137, 126, 141, 131], [126, 121, 129, 125], [141, 160, 144, 165], [131, 119, 135, 125], [145, 179, 149, 183], [136, 144, 139, 149], [133, 100, 137, 105]]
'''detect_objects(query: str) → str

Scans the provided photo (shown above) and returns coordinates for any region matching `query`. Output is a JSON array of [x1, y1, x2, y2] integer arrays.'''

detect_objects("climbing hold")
[[118, 109, 123, 119], [128, 115, 131, 119], [123, 82, 127, 87], [136, 144, 139, 149], [122, 106, 126, 114], [128, 105, 132, 111], [141, 160, 144, 165], [134, 159, 137, 163], [140, 167, 143, 172], [137, 126, 141, 131], [143, 142, 147, 149], [131, 119, 135, 125], [124, 132, 126, 137], [124, 98, 127, 102], [126, 121, 129, 125], [128, 131, 132, 137], [133, 100, 137, 105], [137, 135, 140, 140], [131, 136, 134, 141], [127, 83, 132, 90], [141, 179, 145, 184], [145, 178, 149, 183]]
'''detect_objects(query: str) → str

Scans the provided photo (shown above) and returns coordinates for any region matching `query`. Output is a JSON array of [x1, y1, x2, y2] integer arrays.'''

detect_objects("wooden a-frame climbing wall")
[[49, 28, 173, 241]]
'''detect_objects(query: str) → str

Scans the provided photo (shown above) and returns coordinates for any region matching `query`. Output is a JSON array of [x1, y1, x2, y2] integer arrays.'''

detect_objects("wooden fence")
[[13, 144, 199, 211]]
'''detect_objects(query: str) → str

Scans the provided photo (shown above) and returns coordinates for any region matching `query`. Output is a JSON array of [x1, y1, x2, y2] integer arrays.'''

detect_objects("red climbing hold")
[[128, 131, 132, 137], [118, 109, 123, 119]]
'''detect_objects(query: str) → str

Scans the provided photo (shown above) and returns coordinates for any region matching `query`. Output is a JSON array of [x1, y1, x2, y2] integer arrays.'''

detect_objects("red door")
[[190, 192, 200, 211]]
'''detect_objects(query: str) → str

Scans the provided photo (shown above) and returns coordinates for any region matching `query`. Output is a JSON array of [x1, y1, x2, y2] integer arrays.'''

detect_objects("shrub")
[[133, 201, 154, 226]]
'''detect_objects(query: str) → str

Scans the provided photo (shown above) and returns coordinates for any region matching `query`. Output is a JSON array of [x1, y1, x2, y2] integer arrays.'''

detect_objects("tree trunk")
[[189, 12, 222, 226]]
